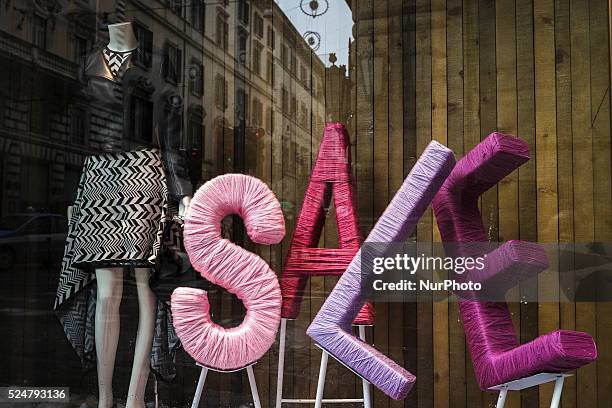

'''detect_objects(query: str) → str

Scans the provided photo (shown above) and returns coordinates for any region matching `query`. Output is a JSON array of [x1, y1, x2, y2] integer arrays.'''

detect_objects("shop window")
[[299, 102, 308, 127], [237, 29, 248, 65], [215, 75, 228, 111], [133, 22, 153, 68], [281, 44, 289, 68], [266, 106, 273, 133], [191, 0, 205, 32], [189, 111, 204, 151], [252, 41, 262, 76], [163, 42, 183, 85], [237, 0, 250, 25], [290, 52, 296, 74], [32, 15, 47, 49], [281, 86, 288, 114], [20, 158, 49, 211], [189, 61, 204, 97], [253, 13, 264, 38], [71, 105, 89, 144], [252, 98, 263, 127], [73, 35, 88, 64], [266, 51, 273, 83], [169, 0, 183, 16], [216, 11, 229, 50], [130, 93, 153, 143], [267, 26, 275, 49]]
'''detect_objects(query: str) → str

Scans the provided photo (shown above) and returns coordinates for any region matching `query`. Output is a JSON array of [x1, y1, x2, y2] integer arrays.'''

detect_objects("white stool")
[[489, 373, 570, 408], [191, 362, 261, 408], [276, 318, 372, 408]]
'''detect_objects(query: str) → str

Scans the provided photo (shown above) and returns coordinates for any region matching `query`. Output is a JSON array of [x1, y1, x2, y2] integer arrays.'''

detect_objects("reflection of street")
[[0, 213, 67, 270]]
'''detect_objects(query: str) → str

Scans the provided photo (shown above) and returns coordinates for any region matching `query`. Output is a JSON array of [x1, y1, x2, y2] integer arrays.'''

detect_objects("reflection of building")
[[0, 0, 326, 218]]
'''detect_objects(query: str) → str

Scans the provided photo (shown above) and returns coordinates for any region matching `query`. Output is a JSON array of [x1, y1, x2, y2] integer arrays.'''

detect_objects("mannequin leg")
[[126, 268, 157, 408], [95, 268, 124, 408]]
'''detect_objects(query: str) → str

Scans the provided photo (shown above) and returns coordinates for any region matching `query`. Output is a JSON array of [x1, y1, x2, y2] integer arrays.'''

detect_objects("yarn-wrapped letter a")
[[171, 174, 285, 370]]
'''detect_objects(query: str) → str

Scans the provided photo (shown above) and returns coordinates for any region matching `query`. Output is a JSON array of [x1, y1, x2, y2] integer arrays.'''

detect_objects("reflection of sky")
[[275, 0, 354, 68]]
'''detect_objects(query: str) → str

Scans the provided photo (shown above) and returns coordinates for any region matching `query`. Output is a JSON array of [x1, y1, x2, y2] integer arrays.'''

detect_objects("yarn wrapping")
[[171, 174, 285, 370], [280, 122, 373, 324], [307, 141, 456, 400], [431, 132, 597, 389]]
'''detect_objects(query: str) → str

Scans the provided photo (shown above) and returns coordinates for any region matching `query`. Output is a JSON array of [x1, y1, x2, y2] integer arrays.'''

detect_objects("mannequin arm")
[[179, 196, 192, 218]]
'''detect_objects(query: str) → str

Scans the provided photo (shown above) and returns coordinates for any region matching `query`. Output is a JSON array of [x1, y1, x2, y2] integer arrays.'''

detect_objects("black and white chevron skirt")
[[69, 149, 166, 268], [54, 149, 180, 381]]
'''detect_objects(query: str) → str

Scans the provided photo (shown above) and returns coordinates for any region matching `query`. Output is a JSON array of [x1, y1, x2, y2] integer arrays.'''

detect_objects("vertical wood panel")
[[415, 0, 433, 407], [515, 1, 539, 407], [534, 0, 561, 406], [462, 0, 482, 404], [495, 0, 520, 406], [570, 0, 598, 405], [589, 0, 612, 406], [388, 1, 406, 406], [554, 0, 578, 406], [373, 1, 390, 407], [431, 0, 449, 406], [402, 1, 419, 406], [446, 0, 466, 406]]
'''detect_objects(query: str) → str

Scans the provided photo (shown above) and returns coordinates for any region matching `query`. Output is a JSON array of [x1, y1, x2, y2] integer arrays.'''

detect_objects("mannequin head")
[[107, 22, 138, 52]]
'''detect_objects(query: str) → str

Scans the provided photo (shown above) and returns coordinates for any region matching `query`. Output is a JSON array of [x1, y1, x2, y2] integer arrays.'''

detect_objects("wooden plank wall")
[[245, 0, 611, 407], [240, 0, 611, 407]]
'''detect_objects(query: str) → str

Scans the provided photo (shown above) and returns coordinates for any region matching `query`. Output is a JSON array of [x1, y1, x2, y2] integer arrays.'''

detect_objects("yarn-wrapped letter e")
[[171, 174, 285, 371], [432, 132, 597, 389]]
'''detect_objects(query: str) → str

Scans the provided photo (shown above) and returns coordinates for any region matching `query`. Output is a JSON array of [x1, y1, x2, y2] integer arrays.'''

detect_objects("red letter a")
[[280, 123, 374, 324]]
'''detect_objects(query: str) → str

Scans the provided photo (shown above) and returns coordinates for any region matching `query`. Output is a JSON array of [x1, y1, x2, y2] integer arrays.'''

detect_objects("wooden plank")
[[430, 0, 449, 406], [569, 0, 598, 406], [269, 43, 285, 408], [372, 2, 390, 407], [462, 0, 482, 404], [388, 1, 405, 407], [478, 2, 498, 318], [553, 0, 577, 406], [415, 0, 433, 407], [495, 0, 520, 406], [515, 0, 539, 407], [534, 0, 560, 406], [402, 1, 419, 406], [292, 78, 312, 405], [445, 0, 466, 406], [589, 0, 612, 406], [354, 1, 375, 406]]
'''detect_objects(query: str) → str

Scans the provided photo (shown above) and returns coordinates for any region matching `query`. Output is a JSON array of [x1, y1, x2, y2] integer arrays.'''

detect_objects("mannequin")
[[107, 22, 138, 53], [56, 22, 193, 408]]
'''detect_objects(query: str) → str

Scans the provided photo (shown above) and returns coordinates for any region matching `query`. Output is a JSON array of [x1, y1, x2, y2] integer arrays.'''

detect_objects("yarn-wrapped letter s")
[[171, 174, 285, 371]]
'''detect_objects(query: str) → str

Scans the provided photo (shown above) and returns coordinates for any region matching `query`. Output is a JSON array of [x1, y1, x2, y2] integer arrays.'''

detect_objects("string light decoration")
[[303, 31, 321, 51], [300, 0, 329, 18]]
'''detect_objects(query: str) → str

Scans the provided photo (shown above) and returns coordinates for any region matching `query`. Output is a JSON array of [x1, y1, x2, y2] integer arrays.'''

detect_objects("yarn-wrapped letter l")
[[171, 174, 285, 371], [307, 141, 455, 400]]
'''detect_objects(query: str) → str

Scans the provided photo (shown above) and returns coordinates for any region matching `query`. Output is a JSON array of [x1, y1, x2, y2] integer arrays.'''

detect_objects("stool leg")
[[247, 365, 262, 408], [314, 351, 329, 408], [191, 367, 208, 408], [275, 318, 287, 408], [358, 326, 372, 408], [549, 376, 565, 408], [496, 388, 508, 408]]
